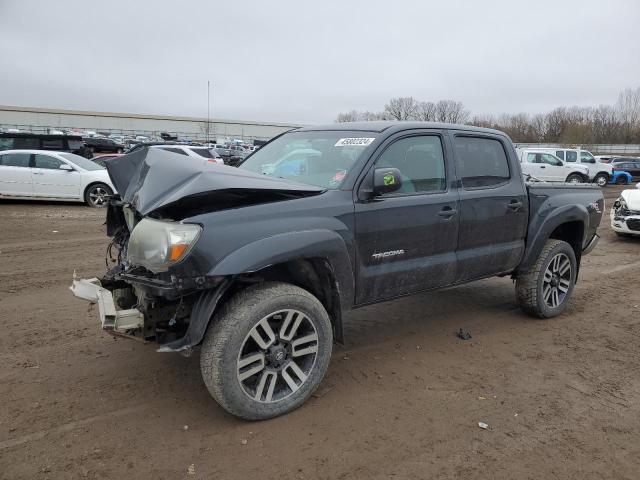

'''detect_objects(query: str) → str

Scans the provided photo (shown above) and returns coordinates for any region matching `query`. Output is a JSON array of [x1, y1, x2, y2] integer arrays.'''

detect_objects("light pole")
[[207, 80, 211, 143]]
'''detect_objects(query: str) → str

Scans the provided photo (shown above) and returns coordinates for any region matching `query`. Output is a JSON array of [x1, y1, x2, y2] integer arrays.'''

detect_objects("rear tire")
[[516, 240, 577, 318], [84, 183, 113, 207], [200, 282, 333, 420], [593, 173, 609, 187]]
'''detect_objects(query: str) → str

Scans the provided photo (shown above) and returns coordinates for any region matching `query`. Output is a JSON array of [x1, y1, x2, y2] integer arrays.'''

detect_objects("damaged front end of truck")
[[70, 148, 323, 354]]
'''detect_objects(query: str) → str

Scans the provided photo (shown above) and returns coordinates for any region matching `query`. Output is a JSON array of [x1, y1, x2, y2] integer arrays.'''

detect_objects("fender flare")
[[210, 229, 355, 312], [518, 204, 589, 273]]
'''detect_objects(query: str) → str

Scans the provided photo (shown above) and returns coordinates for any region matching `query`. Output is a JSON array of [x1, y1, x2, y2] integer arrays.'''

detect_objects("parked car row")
[[516, 147, 612, 185]]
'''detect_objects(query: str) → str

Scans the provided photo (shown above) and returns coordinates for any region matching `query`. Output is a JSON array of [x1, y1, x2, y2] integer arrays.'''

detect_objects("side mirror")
[[373, 167, 403, 196], [59, 164, 74, 171]]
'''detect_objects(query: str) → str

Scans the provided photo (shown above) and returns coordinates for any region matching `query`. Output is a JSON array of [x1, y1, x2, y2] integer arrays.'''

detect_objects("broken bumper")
[[70, 276, 143, 332]]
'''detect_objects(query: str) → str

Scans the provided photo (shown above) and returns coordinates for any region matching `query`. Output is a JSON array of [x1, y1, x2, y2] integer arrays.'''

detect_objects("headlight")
[[127, 218, 202, 272]]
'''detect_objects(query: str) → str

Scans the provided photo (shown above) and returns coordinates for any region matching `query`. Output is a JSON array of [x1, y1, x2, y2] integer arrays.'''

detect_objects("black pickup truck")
[[71, 122, 603, 420]]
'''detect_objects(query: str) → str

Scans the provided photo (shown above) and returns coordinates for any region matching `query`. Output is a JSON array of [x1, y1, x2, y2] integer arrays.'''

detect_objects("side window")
[[542, 154, 562, 166], [0, 138, 14, 150], [580, 152, 595, 163], [565, 151, 577, 162], [0, 153, 31, 167], [526, 153, 538, 163], [375, 135, 446, 194], [555, 150, 565, 160], [14, 138, 39, 149], [34, 154, 65, 170], [454, 136, 510, 189], [41, 139, 64, 150]]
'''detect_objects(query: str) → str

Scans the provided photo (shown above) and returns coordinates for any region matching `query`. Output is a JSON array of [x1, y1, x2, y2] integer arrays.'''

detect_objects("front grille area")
[[626, 219, 640, 231]]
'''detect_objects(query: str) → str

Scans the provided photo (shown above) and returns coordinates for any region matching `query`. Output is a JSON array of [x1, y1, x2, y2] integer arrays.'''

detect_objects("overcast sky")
[[1, 0, 638, 124]]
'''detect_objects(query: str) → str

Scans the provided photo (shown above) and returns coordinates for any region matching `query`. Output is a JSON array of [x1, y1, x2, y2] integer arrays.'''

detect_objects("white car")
[[149, 145, 224, 164], [517, 149, 589, 183], [611, 184, 640, 236], [0, 149, 116, 207], [534, 148, 612, 186]]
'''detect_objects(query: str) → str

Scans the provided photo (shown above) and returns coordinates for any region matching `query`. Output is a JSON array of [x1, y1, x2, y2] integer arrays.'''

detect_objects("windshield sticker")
[[334, 137, 375, 147]]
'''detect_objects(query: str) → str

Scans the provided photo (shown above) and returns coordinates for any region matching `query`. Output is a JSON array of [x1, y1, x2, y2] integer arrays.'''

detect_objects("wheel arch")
[[160, 230, 354, 352], [518, 205, 589, 276]]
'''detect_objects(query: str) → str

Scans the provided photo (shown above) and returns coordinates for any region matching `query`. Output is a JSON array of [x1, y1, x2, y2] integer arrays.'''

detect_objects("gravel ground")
[[1, 186, 639, 480]]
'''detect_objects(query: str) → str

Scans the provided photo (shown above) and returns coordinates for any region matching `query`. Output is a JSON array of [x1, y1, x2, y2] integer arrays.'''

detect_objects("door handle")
[[33, 171, 44, 175], [508, 200, 523, 211], [540, 165, 546, 169], [437, 207, 457, 218]]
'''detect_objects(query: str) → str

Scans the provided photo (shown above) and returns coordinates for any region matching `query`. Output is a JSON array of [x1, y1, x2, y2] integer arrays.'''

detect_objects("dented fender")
[[209, 229, 355, 313]]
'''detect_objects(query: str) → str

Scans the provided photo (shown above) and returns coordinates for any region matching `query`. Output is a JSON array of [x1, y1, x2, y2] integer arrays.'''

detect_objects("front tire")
[[516, 240, 577, 318], [84, 183, 113, 207], [200, 282, 333, 420], [593, 173, 609, 187], [615, 175, 628, 185], [566, 173, 583, 184]]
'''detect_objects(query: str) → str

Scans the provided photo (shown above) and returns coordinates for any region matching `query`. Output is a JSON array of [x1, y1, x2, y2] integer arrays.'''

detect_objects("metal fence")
[[515, 143, 640, 156]]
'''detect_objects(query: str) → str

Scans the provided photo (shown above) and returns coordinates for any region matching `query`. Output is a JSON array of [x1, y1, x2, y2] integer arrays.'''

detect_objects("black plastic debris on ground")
[[456, 328, 472, 340]]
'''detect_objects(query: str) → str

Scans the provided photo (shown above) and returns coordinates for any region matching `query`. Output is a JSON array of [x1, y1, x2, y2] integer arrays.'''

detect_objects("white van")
[[517, 149, 590, 183], [534, 148, 612, 186]]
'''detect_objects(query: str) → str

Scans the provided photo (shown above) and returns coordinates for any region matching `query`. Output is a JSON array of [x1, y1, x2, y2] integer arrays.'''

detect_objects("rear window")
[[454, 136, 510, 189], [555, 150, 565, 160], [190, 148, 216, 158], [565, 151, 577, 162], [159, 147, 188, 155]]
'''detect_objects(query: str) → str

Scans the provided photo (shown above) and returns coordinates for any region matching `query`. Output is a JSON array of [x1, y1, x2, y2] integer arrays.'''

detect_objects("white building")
[[0, 105, 303, 142]]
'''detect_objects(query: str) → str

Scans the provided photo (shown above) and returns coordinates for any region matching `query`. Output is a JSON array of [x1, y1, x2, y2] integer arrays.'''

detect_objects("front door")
[[354, 133, 459, 304], [0, 152, 34, 196], [32, 154, 81, 198], [452, 134, 529, 282]]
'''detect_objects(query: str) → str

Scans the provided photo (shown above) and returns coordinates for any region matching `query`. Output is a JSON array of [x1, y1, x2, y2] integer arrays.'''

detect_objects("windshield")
[[238, 130, 377, 188], [59, 152, 105, 171]]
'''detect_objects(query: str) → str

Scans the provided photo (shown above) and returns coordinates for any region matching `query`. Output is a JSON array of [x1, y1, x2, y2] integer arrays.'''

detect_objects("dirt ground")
[[1, 186, 639, 480]]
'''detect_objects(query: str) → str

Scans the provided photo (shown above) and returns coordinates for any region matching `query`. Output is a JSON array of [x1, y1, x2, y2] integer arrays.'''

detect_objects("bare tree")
[[435, 100, 469, 124], [384, 97, 419, 121], [334, 86, 640, 143], [415, 101, 437, 121], [336, 110, 361, 123], [616, 87, 640, 142]]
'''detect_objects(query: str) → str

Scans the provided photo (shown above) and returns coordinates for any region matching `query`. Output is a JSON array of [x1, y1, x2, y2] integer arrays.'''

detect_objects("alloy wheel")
[[236, 309, 319, 403], [542, 253, 571, 308], [88, 186, 109, 207]]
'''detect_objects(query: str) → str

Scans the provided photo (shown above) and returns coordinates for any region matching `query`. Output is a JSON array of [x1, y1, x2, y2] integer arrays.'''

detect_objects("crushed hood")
[[105, 148, 324, 217], [621, 188, 640, 211]]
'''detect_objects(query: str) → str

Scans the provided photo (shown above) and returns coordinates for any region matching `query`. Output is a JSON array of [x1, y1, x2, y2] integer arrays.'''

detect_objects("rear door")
[[0, 152, 34, 196], [452, 134, 528, 281], [354, 131, 459, 304], [32, 154, 81, 198], [628, 162, 640, 179]]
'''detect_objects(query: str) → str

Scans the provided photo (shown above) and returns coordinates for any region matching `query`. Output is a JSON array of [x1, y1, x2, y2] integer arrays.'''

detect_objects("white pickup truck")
[[533, 148, 612, 186], [517, 149, 590, 183]]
